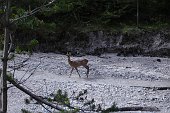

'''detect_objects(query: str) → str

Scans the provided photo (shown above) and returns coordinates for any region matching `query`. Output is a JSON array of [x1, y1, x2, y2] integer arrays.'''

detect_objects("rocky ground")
[[5, 53, 170, 113]]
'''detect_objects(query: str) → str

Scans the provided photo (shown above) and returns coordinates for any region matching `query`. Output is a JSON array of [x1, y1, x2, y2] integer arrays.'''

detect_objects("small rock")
[[157, 59, 161, 62]]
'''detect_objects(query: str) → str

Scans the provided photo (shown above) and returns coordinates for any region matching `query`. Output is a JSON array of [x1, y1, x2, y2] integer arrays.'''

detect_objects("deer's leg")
[[75, 68, 81, 78], [84, 65, 89, 78], [69, 68, 74, 77]]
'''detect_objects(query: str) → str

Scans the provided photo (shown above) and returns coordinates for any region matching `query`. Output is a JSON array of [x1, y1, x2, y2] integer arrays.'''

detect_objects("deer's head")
[[66, 52, 71, 57]]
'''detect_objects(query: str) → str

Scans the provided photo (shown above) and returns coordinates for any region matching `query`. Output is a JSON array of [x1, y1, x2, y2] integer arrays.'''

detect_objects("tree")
[[136, 0, 139, 27], [0, 0, 169, 112], [0, 0, 10, 112], [0, 0, 61, 113], [0, 0, 98, 112]]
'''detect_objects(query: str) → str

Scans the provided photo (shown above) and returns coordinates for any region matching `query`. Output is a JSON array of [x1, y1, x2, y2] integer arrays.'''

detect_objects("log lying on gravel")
[[144, 87, 170, 90], [7, 77, 66, 112], [132, 86, 170, 90], [118, 106, 160, 112], [156, 87, 170, 90]]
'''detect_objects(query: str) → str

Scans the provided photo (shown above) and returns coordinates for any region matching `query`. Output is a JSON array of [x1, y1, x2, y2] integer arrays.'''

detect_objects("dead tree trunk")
[[7, 78, 65, 111]]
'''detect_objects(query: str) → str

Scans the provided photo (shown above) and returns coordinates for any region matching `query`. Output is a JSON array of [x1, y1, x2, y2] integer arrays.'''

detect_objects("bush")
[[15, 45, 22, 54], [53, 89, 70, 105], [28, 39, 39, 54]]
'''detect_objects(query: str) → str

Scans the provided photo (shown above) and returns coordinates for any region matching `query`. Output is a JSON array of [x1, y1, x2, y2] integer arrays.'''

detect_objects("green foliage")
[[54, 89, 70, 105], [44, 0, 86, 15], [11, 6, 44, 30], [15, 46, 22, 54], [141, 22, 170, 30], [39, 22, 56, 32], [121, 25, 141, 35], [21, 88, 119, 113], [6, 72, 13, 81], [29, 39, 39, 47], [15, 39, 39, 54], [28, 39, 39, 54], [17, 16, 45, 30], [47, 97, 53, 102], [6, 0, 170, 43]]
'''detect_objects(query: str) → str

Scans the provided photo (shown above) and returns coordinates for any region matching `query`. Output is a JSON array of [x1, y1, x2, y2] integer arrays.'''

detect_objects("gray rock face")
[[15, 30, 170, 57], [85, 30, 170, 57], [68, 30, 169, 57]]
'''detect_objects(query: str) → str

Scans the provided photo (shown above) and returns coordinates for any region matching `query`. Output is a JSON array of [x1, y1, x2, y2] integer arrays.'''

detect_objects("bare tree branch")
[[7, 77, 66, 111], [9, 57, 30, 70], [11, 0, 57, 23], [7, 56, 42, 91], [19, 58, 41, 84], [40, 103, 53, 113], [7, 33, 13, 54]]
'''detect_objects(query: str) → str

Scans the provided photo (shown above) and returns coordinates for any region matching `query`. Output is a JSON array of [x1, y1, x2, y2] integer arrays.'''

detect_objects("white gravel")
[[6, 53, 170, 113]]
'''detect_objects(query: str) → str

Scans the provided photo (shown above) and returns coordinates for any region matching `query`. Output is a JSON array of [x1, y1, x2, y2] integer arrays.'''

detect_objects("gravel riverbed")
[[5, 53, 170, 113]]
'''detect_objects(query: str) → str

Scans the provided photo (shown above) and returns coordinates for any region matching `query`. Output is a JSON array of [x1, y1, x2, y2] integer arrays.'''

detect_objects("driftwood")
[[7, 78, 65, 111], [132, 85, 170, 91], [118, 106, 160, 111], [140, 86, 170, 90]]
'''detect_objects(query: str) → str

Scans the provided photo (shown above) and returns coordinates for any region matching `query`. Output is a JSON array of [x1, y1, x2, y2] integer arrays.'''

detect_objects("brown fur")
[[67, 53, 89, 78]]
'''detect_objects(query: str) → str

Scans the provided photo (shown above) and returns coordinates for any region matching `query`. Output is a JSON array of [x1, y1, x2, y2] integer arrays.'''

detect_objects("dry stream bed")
[[4, 53, 170, 113]]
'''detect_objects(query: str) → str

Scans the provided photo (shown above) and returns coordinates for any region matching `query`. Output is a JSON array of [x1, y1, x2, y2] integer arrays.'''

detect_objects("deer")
[[66, 52, 89, 78]]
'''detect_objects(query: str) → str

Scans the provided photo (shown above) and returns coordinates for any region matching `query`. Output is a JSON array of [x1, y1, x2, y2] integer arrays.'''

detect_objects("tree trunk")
[[137, 0, 139, 27], [0, 0, 10, 113], [1, 28, 10, 113], [0, 69, 2, 113]]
